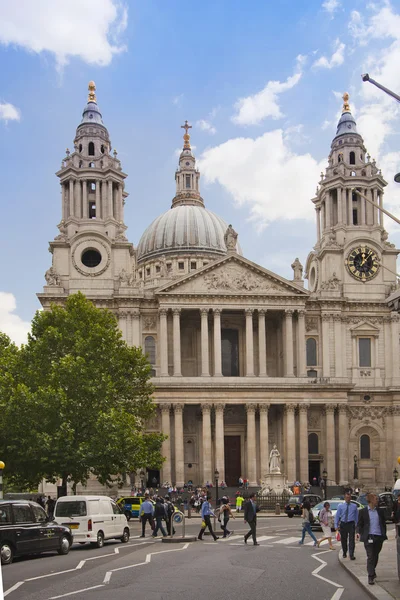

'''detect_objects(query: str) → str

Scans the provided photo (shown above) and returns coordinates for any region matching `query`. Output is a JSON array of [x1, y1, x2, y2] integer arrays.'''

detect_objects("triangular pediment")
[[350, 320, 380, 335], [156, 254, 309, 296]]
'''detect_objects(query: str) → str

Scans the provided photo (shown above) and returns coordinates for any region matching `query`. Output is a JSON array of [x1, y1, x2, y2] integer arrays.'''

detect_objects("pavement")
[[338, 529, 400, 599]]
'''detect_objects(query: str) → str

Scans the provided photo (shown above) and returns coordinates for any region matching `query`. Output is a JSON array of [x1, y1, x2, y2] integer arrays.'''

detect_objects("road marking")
[[103, 542, 190, 584], [4, 582, 24, 597], [48, 585, 105, 599], [312, 550, 344, 590], [330, 590, 344, 600], [273, 537, 299, 544], [257, 536, 276, 542]]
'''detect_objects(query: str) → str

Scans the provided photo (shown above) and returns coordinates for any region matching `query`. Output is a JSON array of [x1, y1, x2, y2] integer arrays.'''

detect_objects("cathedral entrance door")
[[308, 460, 320, 485], [224, 436, 241, 486]]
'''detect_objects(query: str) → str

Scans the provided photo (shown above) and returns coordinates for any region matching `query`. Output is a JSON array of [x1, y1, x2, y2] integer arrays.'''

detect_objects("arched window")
[[88, 142, 95, 156], [89, 162, 95, 168], [101, 144, 105, 154], [349, 151, 356, 165], [144, 336, 156, 376], [338, 153, 343, 163], [79, 144, 82, 153], [360, 434, 371, 459], [306, 338, 317, 366], [308, 433, 319, 454]]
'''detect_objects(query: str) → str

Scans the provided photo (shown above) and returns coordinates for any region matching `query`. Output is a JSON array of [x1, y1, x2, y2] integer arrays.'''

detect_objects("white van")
[[54, 495, 130, 548]]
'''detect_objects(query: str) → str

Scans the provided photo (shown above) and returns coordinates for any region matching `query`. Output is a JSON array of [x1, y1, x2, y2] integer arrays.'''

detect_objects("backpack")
[[309, 510, 315, 524], [165, 501, 174, 518]]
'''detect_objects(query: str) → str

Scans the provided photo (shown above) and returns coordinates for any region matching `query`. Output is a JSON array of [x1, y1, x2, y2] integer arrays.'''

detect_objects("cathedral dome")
[[137, 204, 233, 262]]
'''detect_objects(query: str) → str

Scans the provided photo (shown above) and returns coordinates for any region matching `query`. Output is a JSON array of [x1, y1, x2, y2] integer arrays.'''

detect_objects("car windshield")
[[357, 496, 368, 506], [313, 501, 341, 511], [288, 497, 302, 504], [55, 500, 87, 517]]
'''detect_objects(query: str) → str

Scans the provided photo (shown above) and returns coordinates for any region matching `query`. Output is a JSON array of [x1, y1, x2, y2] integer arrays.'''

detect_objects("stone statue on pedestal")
[[269, 444, 281, 474]]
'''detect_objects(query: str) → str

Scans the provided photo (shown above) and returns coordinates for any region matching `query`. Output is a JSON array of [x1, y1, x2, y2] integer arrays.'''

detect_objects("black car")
[[284, 494, 322, 518], [0, 500, 73, 564], [356, 492, 395, 522]]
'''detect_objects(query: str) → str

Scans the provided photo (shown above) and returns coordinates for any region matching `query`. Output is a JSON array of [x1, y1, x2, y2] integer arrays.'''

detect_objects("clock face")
[[345, 246, 379, 281]]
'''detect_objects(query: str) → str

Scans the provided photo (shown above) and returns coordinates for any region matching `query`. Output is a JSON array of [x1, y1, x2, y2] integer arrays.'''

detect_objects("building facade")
[[38, 83, 400, 491]]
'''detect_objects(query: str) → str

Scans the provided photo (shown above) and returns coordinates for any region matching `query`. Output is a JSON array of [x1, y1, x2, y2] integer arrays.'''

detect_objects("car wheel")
[[124, 511, 131, 521], [96, 531, 104, 548], [121, 528, 130, 543], [57, 535, 71, 555], [288, 514, 294, 518], [1, 542, 14, 565]]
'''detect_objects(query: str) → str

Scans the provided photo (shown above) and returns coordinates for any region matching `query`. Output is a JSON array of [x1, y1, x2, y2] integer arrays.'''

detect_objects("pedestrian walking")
[[164, 494, 175, 536], [243, 492, 260, 545], [334, 489, 358, 559], [299, 499, 318, 546], [198, 494, 218, 541], [46, 496, 56, 520], [152, 497, 167, 538], [317, 502, 334, 549], [219, 496, 235, 538], [357, 492, 387, 585], [236, 493, 244, 512], [139, 493, 155, 537]]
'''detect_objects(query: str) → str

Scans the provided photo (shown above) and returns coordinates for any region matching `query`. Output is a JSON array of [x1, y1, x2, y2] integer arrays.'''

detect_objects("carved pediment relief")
[[157, 255, 308, 296], [350, 320, 380, 337]]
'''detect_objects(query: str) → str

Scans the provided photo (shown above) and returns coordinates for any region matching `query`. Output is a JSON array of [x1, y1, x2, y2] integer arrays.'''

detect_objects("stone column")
[[69, 179, 75, 218], [325, 195, 331, 228], [119, 184, 124, 222], [202, 404, 212, 484], [101, 180, 107, 218], [214, 404, 225, 482], [172, 308, 182, 376], [258, 310, 267, 376], [126, 312, 132, 347], [213, 308, 222, 376], [62, 183, 67, 220], [338, 405, 349, 484], [347, 188, 352, 225], [201, 308, 210, 376], [159, 308, 169, 376], [316, 208, 321, 241], [75, 179, 81, 217], [337, 187, 343, 224], [246, 404, 257, 485], [108, 180, 113, 218], [321, 202, 326, 231], [95, 180, 100, 219], [259, 404, 270, 480], [160, 404, 172, 485], [391, 312, 400, 384], [119, 311, 127, 341], [285, 404, 296, 482], [298, 404, 309, 484], [360, 192, 366, 225], [285, 310, 294, 377], [174, 403, 185, 487], [334, 315, 342, 377], [132, 310, 140, 347], [297, 310, 306, 377], [321, 314, 330, 378], [372, 188, 378, 225], [245, 309, 254, 376], [82, 179, 88, 218], [325, 405, 336, 483], [379, 191, 384, 228]]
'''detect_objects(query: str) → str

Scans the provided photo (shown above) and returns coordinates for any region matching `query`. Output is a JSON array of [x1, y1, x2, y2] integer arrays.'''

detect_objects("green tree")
[[0, 293, 164, 490]]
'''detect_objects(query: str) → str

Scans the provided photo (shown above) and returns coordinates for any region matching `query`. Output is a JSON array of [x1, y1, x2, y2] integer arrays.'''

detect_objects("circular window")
[[81, 249, 101, 268], [186, 161, 190, 165]]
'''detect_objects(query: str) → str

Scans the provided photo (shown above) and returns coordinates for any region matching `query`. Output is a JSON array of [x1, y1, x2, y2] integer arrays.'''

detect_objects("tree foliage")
[[0, 293, 164, 489]]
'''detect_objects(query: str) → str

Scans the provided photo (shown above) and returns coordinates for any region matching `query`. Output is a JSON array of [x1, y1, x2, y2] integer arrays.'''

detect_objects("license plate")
[[68, 524, 79, 529]]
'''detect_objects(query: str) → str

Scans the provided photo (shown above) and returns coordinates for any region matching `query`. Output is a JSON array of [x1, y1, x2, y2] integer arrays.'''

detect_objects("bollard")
[[275, 503, 281, 515], [188, 506, 192, 518]]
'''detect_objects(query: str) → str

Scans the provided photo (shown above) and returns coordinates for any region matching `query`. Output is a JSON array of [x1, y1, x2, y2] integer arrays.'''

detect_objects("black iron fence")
[[256, 492, 291, 511]]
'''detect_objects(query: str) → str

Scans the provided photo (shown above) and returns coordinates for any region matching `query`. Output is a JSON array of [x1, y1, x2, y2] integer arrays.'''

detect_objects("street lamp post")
[[322, 467, 328, 501], [0, 461, 4, 500], [140, 469, 146, 494], [214, 469, 219, 507], [394, 467, 399, 484], [353, 455, 358, 481]]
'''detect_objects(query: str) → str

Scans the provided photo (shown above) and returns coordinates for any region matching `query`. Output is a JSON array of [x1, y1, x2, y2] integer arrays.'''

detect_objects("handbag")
[[201, 520, 206, 528], [336, 531, 341, 542]]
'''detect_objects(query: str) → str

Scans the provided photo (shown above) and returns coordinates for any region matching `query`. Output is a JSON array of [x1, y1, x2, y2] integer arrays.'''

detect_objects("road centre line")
[[3, 582, 24, 597], [312, 550, 344, 590], [48, 584, 105, 599]]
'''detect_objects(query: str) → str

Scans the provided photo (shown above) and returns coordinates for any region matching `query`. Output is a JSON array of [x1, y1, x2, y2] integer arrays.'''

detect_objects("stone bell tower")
[[38, 81, 134, 306], [306, 93, 398, 301]]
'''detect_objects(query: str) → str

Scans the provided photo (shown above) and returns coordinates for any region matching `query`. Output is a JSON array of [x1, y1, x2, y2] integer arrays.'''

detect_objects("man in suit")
[[357, 492, 387, 585], [243, 493, 260, 546]]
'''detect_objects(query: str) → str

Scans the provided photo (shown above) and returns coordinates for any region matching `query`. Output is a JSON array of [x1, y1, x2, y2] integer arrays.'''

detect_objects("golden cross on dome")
[[342, 92, 350, 113], [88, 81, 97, 103], [181, 120, 192, 135]]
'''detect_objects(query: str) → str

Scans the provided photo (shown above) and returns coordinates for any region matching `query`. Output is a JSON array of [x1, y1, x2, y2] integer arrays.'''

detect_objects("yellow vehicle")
[[116, 496, 145, 520]]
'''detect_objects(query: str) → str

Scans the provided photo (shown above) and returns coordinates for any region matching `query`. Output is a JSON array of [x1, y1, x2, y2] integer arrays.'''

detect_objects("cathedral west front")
[[38, 83, 400, 492]]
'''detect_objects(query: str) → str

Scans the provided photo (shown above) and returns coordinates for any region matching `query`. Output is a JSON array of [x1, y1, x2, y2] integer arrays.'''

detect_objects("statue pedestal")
[[259, 472, 288, 495]]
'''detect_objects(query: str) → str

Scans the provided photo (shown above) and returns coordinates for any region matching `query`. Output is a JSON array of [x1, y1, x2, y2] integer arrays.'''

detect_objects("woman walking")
[[317, 502, 334, 549], [299, 499, 318, 546], [219, 496, 235, 538]]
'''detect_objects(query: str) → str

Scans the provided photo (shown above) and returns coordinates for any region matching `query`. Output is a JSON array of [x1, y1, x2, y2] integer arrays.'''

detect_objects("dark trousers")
[[364, 537, 384, 578], [221, 517, 230, 537], [153, 517, 167, 537], [339, 522, 356, 557], [141, 513, 154, 536], [245, 519, 257, 544], [198, 515, 217, 540]]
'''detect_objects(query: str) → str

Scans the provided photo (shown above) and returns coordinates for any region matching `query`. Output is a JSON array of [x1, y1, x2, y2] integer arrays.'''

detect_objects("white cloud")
[[0, 102, 20, 122], [322, 0, 340, 15], [196, 119, 216, 135], [0, 292, 30, 346], [231, 56, 303, 126], [172, 94, 184, 107], [198, 129, 327, 229], [313, 39, 345, 69], [0, 0, 127, 68]]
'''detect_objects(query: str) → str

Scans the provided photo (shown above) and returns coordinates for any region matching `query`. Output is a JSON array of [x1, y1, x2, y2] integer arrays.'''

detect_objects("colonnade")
[[159, 402, 350, 488], [159, 307, 307, 378], [62, 178, 124, 221]]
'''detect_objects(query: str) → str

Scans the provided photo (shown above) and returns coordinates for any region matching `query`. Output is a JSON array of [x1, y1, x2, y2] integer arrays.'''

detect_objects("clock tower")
[[306, 93, 399, 301]]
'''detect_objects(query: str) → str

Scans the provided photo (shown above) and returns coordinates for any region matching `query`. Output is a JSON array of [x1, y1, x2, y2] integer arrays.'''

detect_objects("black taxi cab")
[[0, 500, 73, 564], [284, 494, 322, 518]]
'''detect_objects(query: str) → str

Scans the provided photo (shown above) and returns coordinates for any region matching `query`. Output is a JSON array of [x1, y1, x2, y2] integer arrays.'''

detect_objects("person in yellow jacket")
[[236, 493, 244, 512]]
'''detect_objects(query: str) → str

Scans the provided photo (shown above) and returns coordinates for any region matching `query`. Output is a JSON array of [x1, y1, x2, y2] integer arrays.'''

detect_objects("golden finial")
[[342, 92, 350, 113], [88, 81, 97, 103], [181, 120, 192, 148]]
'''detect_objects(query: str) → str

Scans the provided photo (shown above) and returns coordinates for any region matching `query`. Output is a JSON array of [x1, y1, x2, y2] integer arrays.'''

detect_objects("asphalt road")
[[2, 517, 384, 600]]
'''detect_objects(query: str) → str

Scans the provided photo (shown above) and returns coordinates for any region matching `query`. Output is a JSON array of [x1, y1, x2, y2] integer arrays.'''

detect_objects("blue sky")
[[1, 0, 400, 344]]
